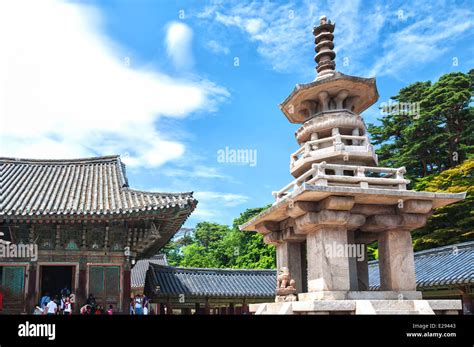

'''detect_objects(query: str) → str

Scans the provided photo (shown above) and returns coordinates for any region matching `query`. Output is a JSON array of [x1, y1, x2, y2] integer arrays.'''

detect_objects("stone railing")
[[290, 135, 375, 168], [273, 162, 409, 202]]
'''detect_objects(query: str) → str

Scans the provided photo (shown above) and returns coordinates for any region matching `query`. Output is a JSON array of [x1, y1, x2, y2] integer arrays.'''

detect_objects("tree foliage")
[[163, 205, 276, 269], [368, 70, 473, 179], [368, 69, 474, 253], [411, 159, 474, 251]]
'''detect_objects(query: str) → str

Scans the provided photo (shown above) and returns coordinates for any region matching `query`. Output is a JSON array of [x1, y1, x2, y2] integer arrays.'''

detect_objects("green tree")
[[411, 159, 474, 251], [368, 70, 473, 179], [162, 205, 275, 269], [231, 205, 276, 269], [178, 222, 232, 268]]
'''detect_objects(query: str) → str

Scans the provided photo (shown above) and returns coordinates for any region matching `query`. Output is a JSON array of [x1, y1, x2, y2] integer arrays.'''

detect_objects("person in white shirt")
[[46, 296, 58, 315], [63, 297, 72, 315]]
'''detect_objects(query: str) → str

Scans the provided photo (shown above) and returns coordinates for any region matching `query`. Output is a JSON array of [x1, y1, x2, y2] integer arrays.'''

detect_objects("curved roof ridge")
[[0, 155, 120, 165], [125, 188, 194, 197], [413, 241, 474, 257], [149, 263, 276, 273], [368, 241, 474, 265]]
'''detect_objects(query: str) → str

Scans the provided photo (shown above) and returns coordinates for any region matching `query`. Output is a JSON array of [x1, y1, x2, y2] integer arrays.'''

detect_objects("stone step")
[[375, 310, 419, 315]]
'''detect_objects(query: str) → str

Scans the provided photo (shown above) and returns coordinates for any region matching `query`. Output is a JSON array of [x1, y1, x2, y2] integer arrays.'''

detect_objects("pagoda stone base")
[[249, 298, 462, 315], [298, 290, 422, 301]]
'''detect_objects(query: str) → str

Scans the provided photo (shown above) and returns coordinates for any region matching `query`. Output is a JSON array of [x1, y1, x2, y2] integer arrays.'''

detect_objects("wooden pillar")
[[461, 290, 473, 314], [77, 268, 87, 310], [242, 303, 249, 314], [227, 303, 235, 315], [25, 264, 37, 314], [122, 269, 131, 314], [166, 300, 173, 315], [159, 303, 166, 315], [204, 299, 210, 315]]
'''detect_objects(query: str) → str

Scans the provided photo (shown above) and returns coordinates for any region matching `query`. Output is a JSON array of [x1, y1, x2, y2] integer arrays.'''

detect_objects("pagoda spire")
[[313, 15, 336, 78]]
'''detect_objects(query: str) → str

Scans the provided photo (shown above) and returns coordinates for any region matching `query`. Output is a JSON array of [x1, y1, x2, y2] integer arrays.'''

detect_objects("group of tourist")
[[36, 286, 75, 315], [36, 288, 113, 315], [36, 289, 153, 315], [130, 294, 152, 315], [79, 293, 113, 315]]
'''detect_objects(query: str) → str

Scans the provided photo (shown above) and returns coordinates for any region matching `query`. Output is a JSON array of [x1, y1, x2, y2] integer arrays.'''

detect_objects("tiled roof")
[[132, 254, 169, 288], [145, 242, 474, 298], [0, 155, 197, 220], [369, 241, 474, 290], [146, 264, 276, 298]]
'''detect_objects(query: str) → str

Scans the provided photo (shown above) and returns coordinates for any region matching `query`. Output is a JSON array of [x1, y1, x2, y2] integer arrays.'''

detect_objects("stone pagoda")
[[240, 16, 466, 314]]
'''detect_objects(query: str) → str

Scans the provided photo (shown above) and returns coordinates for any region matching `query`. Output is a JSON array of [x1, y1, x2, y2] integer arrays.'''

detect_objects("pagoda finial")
[[313, 15, 336, 78]]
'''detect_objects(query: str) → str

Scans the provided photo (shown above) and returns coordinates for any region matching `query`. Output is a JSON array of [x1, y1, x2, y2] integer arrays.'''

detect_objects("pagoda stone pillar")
[[276, 242, 303, 293], [378, 229, 417, 291], [306, 225, 351, 292], [356, 244, 369, 291], [259, 221, 305, 293], [362, 212, 426, 292], [294, 207, 352, 293]]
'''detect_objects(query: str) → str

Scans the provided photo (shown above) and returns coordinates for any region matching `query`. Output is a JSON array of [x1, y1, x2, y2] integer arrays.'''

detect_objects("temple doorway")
[[40, 265, 75, 298]]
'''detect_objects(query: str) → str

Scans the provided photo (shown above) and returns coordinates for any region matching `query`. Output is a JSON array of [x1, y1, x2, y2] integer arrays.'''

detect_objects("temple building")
[[140, 242, 473, 314], [0, 155, 196, 314], [131, 254, 169, 296], [144, 265, 275, 314], [240, 16, 466, 314], [136, 241, 474, 315]]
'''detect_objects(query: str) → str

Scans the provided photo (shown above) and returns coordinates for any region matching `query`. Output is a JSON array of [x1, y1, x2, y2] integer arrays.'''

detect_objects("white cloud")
[[163, 165, 234, 181], [205, 40, 230, 55], [192, 191, 249, 219], [368, 12, 474, 77], [165, 21, 194, 70], [198, 0, 385, 75], [0, 0, 228, 167], [209, 2, 310, 73], [197, 0, 473, 78]]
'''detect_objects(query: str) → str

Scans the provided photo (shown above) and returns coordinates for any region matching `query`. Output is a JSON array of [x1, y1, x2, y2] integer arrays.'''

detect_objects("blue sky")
[[0, 0, 473, 227]]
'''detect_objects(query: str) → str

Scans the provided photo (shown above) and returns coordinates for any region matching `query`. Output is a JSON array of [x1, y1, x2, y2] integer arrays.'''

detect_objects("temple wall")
[[0, 222, 132, 314]]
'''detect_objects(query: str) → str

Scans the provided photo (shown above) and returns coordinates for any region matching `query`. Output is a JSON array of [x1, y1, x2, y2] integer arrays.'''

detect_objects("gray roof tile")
[[145, 242, 474, 297], [0, 155, 196, 219], [131, 254, 168, 288], [146, 265, 276, 298], [369, 241, 474, 290]]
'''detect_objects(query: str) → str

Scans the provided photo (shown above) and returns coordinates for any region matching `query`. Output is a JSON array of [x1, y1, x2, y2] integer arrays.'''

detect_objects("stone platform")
[[250, 298, 461, 315]]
